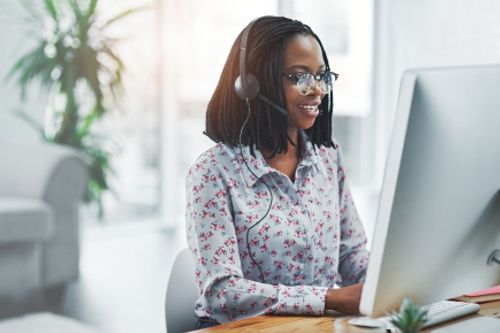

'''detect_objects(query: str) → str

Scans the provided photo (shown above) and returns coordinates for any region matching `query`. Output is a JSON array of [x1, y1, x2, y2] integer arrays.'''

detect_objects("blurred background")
[[1, 0, 500, 332]]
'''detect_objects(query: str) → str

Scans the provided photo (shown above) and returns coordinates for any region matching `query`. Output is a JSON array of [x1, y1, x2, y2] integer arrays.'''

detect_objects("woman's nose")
[[308, 80, 324, 97]]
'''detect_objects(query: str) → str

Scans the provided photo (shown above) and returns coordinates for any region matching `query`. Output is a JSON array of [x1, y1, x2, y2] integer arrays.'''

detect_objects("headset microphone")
[[234, 18, 288, 116], [258, 95, 288, 116]]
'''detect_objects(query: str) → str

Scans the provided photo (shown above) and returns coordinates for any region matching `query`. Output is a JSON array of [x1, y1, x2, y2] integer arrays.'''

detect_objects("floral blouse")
[[185, 132, 369, 323]]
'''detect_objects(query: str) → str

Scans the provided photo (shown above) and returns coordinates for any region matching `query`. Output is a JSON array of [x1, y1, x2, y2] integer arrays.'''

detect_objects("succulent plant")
[[389, 298, 429, 333]]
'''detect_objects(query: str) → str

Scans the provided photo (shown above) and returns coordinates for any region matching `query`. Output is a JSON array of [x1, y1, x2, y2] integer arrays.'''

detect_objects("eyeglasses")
[[283, 71, 339, 96]]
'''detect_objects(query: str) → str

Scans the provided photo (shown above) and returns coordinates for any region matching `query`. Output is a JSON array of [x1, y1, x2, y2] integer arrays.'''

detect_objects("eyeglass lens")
[[297, 72, 335, 96]]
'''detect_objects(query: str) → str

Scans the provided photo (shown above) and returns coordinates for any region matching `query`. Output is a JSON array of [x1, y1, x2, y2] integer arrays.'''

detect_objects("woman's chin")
[[298, 119, 317, 130], [288, 110, 319, 130]]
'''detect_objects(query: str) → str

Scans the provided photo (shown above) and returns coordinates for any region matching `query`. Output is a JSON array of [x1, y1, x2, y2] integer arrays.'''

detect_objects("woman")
[[185, 16, 369, 327]]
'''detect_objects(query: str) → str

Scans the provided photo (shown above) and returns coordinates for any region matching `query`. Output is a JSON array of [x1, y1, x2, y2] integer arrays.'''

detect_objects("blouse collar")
[[237, 130, 319, 187]]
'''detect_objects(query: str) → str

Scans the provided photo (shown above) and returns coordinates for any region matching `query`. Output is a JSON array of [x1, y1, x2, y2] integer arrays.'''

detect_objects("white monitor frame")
[[360, 65, 500, 317]]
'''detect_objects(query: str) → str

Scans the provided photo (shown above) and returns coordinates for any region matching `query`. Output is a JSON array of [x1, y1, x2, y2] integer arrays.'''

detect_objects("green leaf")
[[99, 45, 125, 101], [43, 0, 58, 21], [100, 4, 151, 30], [74, 45, 106, 117], [102, 44, 125, 74], [19, 0, 44, 24], [69, 0, 83, 21], [87, 0, 98, 17], [389, 298, 428, 333], [13, 109, 47, 140], [6, 42, 58, 99], [6, 43, 43, 80], [70, 0, 92, 41], [77, 111, 99, 141]]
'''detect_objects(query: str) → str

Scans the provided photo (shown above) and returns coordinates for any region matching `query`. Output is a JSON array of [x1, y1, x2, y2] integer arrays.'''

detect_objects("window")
[[159, 0, 278, 226], [85, 0, 161, 226], [163, 1, 377, 233]]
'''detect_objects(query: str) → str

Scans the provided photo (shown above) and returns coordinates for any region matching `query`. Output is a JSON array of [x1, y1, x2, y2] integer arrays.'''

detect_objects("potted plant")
[[389, 298, 429, 333], [7, 0, 147, 217]]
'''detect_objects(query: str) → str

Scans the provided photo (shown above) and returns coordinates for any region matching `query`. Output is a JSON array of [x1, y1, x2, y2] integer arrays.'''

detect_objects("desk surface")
[[191, 300, 500, 333]]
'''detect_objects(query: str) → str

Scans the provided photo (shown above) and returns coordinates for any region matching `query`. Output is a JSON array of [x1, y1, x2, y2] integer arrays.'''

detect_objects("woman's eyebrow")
[[286, 64, 327, 72]]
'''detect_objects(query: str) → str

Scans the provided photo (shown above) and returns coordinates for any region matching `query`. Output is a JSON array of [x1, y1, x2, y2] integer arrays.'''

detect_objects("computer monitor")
[[360, 64, 500, 317]]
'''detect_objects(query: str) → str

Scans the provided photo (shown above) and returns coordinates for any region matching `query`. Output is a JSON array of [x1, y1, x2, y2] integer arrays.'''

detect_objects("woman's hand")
[[325, 283, 363, 314]]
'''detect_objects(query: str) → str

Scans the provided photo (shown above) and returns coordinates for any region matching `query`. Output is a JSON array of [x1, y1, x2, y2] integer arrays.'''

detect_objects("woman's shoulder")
[[187, 143, 238, 176], [193, 142, 237, 163], [316, 137, 343, 160]]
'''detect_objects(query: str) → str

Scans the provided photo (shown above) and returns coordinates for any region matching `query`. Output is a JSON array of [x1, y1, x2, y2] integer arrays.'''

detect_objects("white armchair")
[[0, 141, 87, 295]]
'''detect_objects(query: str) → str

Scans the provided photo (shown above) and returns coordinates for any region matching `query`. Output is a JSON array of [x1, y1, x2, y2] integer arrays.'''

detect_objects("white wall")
[[0, 2, 47, 144], [374, 0, 500, 184]]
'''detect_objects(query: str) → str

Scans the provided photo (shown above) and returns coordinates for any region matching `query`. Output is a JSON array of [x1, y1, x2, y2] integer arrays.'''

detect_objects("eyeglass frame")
[[282, 71, 339, 96]]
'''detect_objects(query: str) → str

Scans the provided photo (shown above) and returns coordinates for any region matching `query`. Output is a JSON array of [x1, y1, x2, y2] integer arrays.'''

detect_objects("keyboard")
[[348, 300, 481, 330]]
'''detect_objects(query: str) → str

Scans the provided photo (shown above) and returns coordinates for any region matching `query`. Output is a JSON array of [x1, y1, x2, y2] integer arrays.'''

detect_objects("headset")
[[233, 18, 336, 283], [234, 18, 288, 116], [234, 18, 285, 283]]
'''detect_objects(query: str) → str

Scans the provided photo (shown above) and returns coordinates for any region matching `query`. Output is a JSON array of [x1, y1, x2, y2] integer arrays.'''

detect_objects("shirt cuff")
[[274, 285, 328, 315]]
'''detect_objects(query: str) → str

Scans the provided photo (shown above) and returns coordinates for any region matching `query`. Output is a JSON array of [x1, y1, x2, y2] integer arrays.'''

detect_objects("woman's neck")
[[261, 128, 301, 182], [287, 127, 299, 147], [261, 128, 300, 160]]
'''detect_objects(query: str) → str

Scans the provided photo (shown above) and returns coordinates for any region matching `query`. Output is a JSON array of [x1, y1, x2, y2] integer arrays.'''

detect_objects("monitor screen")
[[360, 64, 500, 317]]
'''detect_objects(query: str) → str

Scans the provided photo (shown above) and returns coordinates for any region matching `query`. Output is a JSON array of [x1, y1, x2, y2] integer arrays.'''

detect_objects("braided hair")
[[205, 16, 335, 156]]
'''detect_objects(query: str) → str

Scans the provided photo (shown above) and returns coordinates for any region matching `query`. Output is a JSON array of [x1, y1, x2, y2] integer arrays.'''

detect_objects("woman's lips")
[[298, 104, 320, 117]]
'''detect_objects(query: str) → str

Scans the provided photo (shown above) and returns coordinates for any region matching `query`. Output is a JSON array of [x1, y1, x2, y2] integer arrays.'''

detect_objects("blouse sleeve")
[[185, 153, 328, 323], [335, 145, 370, 286]]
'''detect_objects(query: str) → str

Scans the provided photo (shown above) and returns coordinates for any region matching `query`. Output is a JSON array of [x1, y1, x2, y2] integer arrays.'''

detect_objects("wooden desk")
[[191, 300, 500, 332]]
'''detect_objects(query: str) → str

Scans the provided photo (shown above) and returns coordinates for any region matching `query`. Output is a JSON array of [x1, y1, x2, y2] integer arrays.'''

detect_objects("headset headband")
[[239, 18, 258, 99], [234, 18, 288, 115]]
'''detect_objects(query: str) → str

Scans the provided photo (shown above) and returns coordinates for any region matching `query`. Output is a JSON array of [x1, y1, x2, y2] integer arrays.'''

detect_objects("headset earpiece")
[[235, 18, 288, 115], [235, 73, 260, 100], [235, 18, 260, 102]]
